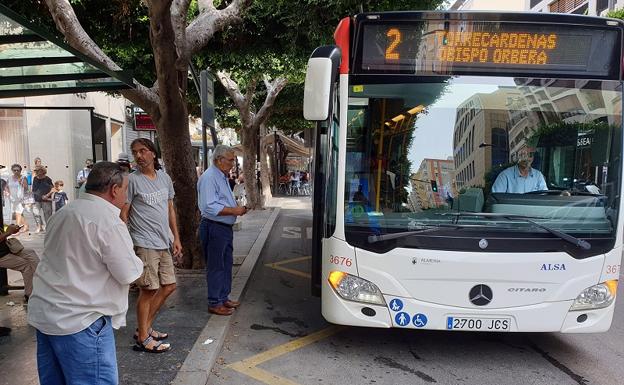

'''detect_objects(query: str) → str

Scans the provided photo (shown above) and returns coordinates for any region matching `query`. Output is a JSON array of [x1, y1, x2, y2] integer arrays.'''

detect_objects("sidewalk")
[[0, 204, 281, 385]]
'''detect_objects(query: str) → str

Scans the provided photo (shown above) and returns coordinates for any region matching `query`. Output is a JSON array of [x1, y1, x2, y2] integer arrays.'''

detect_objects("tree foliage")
[[4, 0, 251, 268], [606, 7, 624, 19], [201, 0, 448, 131], [2, 0, 448, 264], [7, 0, 448, 132]]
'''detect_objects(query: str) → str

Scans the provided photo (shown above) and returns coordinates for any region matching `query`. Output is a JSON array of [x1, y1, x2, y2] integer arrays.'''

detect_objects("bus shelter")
[[0, 4, 135, 294]]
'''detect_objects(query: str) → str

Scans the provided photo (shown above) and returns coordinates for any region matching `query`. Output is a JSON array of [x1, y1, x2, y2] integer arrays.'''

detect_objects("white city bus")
[[304, 11, 623, 332]]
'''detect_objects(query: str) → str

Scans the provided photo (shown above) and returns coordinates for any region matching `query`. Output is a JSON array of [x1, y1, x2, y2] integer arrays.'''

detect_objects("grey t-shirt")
[[127, 170, 175, 249]]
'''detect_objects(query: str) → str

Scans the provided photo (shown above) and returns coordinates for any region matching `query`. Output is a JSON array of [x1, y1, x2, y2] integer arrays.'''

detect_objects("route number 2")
[[606, 264, 620, 274], [385, 28, 402, 60], [330, 255, 352, 267]]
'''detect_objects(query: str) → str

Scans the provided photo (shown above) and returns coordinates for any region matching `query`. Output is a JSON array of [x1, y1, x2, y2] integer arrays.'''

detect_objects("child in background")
[[43, 180, 68, 214]]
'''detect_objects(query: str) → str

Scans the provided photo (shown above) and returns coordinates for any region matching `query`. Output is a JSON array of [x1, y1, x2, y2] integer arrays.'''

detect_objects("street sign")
[[133, 106, 156, 131]]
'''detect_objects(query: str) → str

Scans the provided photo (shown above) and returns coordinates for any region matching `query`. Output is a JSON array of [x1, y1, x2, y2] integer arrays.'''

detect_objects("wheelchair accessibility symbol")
[[412, 313, 428, 328]]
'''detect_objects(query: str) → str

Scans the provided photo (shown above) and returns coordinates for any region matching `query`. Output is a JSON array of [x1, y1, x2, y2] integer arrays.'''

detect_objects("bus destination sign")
[[436, 31, 557, 65], [357, 20, 621, 79]]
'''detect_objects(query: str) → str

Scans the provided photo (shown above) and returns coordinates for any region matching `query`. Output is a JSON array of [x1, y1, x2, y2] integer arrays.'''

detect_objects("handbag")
[[6, 238, 24, 254], [22, 191, 35, 205]]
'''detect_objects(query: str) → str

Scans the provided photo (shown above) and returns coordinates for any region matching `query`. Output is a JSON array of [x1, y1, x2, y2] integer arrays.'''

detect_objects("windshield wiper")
[[441, 212, 591, 250], [367, 223, 477, 243], [524, 189, 601, 196]]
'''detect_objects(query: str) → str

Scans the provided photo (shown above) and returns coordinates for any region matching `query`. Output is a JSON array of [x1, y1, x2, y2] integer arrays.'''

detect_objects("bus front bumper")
[[321, 283, 615, 333]]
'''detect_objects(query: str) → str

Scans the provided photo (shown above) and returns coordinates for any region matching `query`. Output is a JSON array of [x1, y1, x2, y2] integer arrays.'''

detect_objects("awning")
[[265, 132, 311, 157], [231, 132, 311, 158], [0, 4, 135, 98]]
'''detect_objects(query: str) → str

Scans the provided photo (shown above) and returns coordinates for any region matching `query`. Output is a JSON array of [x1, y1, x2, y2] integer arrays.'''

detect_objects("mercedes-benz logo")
[[469, 284, 493, 306], [479, 239, 488, 249]]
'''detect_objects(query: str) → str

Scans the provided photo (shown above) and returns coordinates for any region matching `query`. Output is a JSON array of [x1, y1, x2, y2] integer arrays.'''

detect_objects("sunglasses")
[[11, 168, 20, 172]]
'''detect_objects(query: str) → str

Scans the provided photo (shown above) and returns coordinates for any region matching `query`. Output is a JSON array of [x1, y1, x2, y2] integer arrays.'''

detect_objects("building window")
[[597, 0, 608, 14], [0, 109, 27, 168], [571, 3, 588, 14], [549, 0, 587, 13]]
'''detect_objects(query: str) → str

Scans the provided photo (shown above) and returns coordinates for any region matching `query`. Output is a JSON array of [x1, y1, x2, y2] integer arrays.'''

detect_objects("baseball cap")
[[116, 152, 131, 166]]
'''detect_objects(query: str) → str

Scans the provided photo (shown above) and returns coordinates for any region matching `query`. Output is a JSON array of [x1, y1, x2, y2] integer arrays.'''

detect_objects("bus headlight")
[[570, 280, 617, 311], [328, 271, 386, 306]]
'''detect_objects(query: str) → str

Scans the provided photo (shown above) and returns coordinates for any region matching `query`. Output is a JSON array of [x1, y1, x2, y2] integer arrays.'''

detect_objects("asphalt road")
[[209, 197, 624, 385]]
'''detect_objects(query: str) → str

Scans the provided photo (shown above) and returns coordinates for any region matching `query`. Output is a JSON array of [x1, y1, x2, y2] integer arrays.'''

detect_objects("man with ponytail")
[[121, 138, 181, 353]]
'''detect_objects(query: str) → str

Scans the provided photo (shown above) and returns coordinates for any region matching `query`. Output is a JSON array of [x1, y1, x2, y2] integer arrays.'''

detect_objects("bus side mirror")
[[303, 57, 333, 121]]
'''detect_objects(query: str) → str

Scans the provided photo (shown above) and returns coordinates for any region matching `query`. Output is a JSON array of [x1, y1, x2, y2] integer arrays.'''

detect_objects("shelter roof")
[[0, 4, 134, 98]]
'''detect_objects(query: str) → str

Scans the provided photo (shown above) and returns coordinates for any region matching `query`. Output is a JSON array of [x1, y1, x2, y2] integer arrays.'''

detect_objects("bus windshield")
[[344, 76, 622, 255]]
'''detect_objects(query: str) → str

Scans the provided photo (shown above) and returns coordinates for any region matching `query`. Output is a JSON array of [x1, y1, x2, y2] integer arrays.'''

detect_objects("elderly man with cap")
[[116, 152, 132, 173]]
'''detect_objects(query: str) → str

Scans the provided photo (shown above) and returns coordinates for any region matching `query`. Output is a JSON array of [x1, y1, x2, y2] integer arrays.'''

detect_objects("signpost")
[[201, 70, 218, 170], [133, 107, 156, 131]]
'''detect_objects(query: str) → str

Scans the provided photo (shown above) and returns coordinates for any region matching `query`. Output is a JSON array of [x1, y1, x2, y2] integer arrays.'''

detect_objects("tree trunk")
[[260, 135, 272, 205], [148, 3, 200, 269], [155, 107, 200, 269], [241, 125, 259, 209], [44, 0, 248, 270]]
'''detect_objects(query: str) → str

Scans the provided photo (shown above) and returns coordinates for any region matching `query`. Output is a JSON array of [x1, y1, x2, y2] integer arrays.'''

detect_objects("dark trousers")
[[200, 218, 233, 306]]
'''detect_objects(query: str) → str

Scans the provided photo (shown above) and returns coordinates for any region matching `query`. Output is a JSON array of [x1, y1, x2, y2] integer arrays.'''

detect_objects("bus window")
[[342, 77, 621, 254]]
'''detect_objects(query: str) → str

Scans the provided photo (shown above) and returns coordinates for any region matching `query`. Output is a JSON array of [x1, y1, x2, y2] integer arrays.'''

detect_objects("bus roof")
[[353, 11, 624, 27]]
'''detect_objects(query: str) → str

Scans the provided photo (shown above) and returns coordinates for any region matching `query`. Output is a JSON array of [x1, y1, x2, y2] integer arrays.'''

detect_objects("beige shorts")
[[134, 247, 176, 290]]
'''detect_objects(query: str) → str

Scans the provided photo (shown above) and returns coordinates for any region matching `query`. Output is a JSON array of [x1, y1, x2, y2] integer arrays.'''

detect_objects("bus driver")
[[491, 152, 547, 194]]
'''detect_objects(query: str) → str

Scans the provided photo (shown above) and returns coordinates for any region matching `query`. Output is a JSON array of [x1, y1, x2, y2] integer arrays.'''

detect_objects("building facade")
[[450, 0, 526, 10], [410, 158, 455, 210], [452, 88, 521, 190], [527, 0, 623, 15], [452, 0, 624, 15], [0, 93, 158, 203]]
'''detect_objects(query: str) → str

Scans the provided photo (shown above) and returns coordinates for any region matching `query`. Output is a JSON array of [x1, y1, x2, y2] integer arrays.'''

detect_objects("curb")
[[171, 207, 281, 385]]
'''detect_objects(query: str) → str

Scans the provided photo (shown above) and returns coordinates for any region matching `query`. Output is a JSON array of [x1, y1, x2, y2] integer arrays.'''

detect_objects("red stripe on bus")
[[334, 17, 350, 74]]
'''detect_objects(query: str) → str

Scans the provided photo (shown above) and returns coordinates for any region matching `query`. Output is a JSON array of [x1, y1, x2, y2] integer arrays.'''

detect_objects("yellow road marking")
[[266, 265, 311, 279], [269, 256, 311, 266], [235, 326, 342, 367], [228, 254, 327, 384], [227, 365, 301, 385], [227, 326, 344, 385], [265, 256, 312, 279]]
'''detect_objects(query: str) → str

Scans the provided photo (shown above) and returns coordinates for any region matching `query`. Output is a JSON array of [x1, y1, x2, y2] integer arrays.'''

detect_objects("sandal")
[[133, 336, 171, 353], [133, 327, 168, 342]]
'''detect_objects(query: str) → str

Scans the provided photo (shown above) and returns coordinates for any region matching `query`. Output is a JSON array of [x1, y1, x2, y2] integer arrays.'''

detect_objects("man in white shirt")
[[28, 162, 143, 385]]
